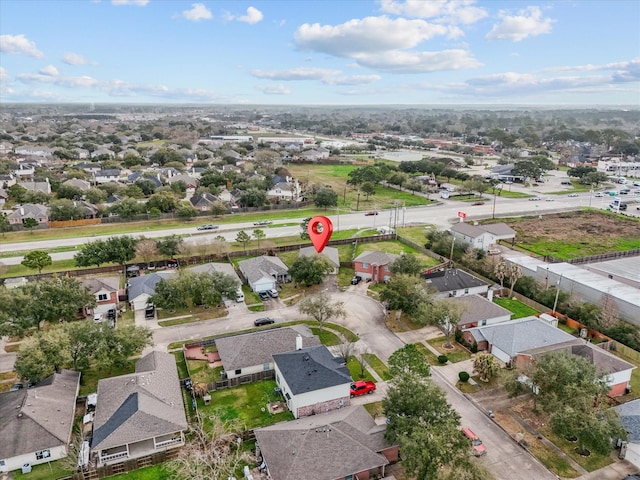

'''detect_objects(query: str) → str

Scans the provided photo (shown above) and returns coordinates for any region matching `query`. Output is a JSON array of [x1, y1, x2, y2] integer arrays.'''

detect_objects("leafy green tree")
[[84, 187, 107, 204], [583, 171, 609, 187], [379, 274, 433, 320], [122, 184, 145, 199], [300, 217, 311, 240], [93, 324, 152, 372], [388, 344, 431, 378], [176, 205, 198, 219], [104, 236, 138, 267], [75, 239, 109, 267], [14, 336, 55, 383], [108, 197, 143, 219], [22, 217, 39, 233], [388, 172, 408, 189], [314, 187, 338, 210], [404, 178, 423, 195], [7, 184, 27, 203], [147, 191, 179, 212], [150, 278, 189, 311], [289, 255, 333, 287], [156, 235, 183, 258], [64, 321, 100, 371], [21, 250, 52, 273], [55, 184, 83, 200], [297, 292, 346, 330], [383, 374, 468, 479], [49, 199, 84, 221], [473, 353, 499, 383], [0, 212, 10, 236], [136, 179, 158, 196], [360, 181, 376, 200], [239, 188, 267, 208], [389, 253, 423, 276], [252, 229, 266, 248], [235, 230, 251, 253]]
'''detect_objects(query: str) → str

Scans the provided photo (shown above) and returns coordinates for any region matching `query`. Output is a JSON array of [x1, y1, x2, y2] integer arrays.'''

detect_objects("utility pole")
[[552, 274, 563, 314], [356, 192, 360, 211]]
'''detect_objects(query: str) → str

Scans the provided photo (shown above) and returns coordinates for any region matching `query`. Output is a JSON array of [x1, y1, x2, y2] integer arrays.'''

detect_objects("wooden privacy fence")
[[60, 449, 181, 480]]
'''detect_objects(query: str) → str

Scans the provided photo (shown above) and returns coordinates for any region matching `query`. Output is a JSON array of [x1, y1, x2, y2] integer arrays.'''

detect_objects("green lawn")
[[186, 359, 223, 385], [414, 342, 440, 365], [362, 353, 392, 381], [310, 327, 341, 346], [172, 350, 189, 379], [11, 462, 73, 480], [426, 337, 472, 363], [197, 379, 293, 430], [493, 298, 541, 318], [538, 426, 613, 472], [109, 464, 173, 480], [345, 355, 376, 382]]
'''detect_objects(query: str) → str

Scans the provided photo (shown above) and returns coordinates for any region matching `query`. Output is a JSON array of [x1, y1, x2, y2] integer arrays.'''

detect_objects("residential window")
[[384, 266, 390, 272], [263, 363, 270, 371], [481, 319, 487, 326], [452, 291, 457, 296], [345, 475, 353, 480], [362, 263, 369, 268], [235, 369, 242, 375], [35, 450, 51, 460], [97, 293, 108, 301], [464, 288, 469, 294]]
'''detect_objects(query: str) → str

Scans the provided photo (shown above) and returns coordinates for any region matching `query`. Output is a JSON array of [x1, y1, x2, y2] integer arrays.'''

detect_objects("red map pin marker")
[[308, 216, 333, 253]]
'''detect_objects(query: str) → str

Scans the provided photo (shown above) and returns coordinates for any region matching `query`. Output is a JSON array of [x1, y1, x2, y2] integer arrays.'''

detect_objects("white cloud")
[[324, 74, 381, 86], [355, 49, 482, 73], [39, 65, 59, 76], [379, 0, 488, 24], [182, 3, 212, 22], [545, 58, 640, 76], [256, 84, 291, 95], [0, 34, 44, 58], [62, 52, 89, 65], [111, 0, 149, 5], [0, 67, 9, 81], [17, 73, 99, 88], [295, 16, 462, 57], [485, 6, 554, 42], [237, 6, 263, 24], [250, 67, 342, 81]]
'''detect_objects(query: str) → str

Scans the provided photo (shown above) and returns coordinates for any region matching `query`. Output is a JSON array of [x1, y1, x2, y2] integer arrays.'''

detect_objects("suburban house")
[[238, 256, 290, 293], [166, 174, 197, 190], [254, 405, 398, 480], [62, 178, 92, 191], [0, 188, 8, 206], [82, 277, 120, 320], [93, 169, 121, 184], [615, 399, 640, 469], [463, 316, 634, 397], [0, 370, 81, 473], [299, 246, 340, 274], [266, 181, 300, 203], [462, 316, 577, 366], [445, 294, 512, 329], [189, 192, 220, 211], [273, 345, 352, 419], [353, 251, 401, 283], [449, 222, 516, 252], [488, 164, 524, 183], [91, 351, 188, 466], [127, 271, 176, 311], [215, 326, 321, 380], [7, 204, 49, 225], [18, 179, 51, 195], [423, 268, 489, 298]]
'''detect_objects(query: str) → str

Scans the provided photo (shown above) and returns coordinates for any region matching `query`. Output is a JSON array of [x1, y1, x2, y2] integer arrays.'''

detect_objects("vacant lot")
[[498, 211, 640, 259]]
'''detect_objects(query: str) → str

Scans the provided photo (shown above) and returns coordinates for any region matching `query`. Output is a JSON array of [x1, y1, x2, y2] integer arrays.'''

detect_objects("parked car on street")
[[462, 428, 487, 456], [350, 380, 376, 397], [364, 211, 379, 216], [254, 317, 275, 327]]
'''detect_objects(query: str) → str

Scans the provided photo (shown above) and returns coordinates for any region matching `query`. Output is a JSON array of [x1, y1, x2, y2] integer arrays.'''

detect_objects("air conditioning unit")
[[580, 328, 588, 338]]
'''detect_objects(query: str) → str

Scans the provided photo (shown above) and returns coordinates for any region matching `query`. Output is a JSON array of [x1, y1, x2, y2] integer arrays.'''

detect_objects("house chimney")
[[487, 288, 494, 302], [296, 335, 303, 351]]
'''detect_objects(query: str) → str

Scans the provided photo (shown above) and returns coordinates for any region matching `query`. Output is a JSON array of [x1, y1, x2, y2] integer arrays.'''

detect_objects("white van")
[[235, 290, 245, 303]]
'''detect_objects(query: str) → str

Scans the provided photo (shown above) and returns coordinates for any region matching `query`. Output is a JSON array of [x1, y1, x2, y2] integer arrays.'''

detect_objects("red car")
[[350, 380, 376, 397], [364, 211, 379, 216]]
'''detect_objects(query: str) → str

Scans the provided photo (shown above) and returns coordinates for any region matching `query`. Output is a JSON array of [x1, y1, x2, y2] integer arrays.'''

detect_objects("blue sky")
[[1, 0, 639, 105]]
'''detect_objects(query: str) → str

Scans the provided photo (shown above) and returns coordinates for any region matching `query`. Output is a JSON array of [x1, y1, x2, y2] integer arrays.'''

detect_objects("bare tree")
[[598, 293, 619, 330], [211, 236, 230, 258], [506, 263, 523, 298], [135, 239, 159, 264], [298, 292, 346, 331], [168, 414, 253, 480], [355, 345, 371, 380], [494, 259, 507, 292], [194, 238, 212, 260], [336, 341, 357, 363]]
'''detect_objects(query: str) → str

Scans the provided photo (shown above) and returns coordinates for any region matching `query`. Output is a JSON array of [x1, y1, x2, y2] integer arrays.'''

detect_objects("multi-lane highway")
[[2, 192, 622, 265]]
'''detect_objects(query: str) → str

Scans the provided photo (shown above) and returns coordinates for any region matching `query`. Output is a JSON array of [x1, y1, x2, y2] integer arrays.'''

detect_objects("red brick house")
[[353, 251, 400, 283], [81, 277, 120, 321]]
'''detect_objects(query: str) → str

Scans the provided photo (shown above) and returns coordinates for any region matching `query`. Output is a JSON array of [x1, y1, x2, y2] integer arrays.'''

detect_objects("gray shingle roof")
[[299, 246, 340, 268], [615, 399, 640, 443], [467, 317, 576, 357], [254, 405, 392, 480], [92, 351, 187, 451], [216, 326, 321, 371], [127, 272, 175, 301], [353, 250, 400, 266], [273, 346, 351, 395], [238, 256, 289, 285], [445, 294, 511, 325], [450, 222, 486, 238], [424, 269, 487, 292], [480, 222, 516, 237], [0, 370, 80, 459], [82, 276, 119, 295]]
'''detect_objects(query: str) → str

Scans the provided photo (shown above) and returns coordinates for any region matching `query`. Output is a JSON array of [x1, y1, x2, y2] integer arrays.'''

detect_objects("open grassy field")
[[485, 210, 640, 259]]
